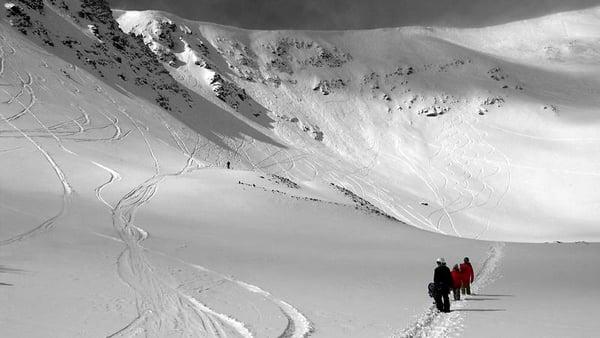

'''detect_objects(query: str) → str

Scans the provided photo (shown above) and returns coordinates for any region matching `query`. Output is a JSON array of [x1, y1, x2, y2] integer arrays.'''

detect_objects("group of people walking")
[[431, 257, 474, 312]]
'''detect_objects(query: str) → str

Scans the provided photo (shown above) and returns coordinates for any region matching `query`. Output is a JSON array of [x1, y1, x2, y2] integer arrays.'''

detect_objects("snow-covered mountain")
[[115, 8, 600, 241], [1, 1, 600, 337]]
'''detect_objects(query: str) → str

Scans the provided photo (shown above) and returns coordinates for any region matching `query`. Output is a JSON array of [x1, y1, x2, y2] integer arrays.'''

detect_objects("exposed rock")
[[269, 175, 300, 189], [487, 67, 507, 81], [209, 73, 248, 109], [419, 106, 450, 117], [483, 96, 505, 106], [303, 45, 352, 68], [5, 3, 33, 34], [436, 58, 470, 72], [330, 183, 399, 221], [6, 0, 194, 112], [362, 72, 381, 89], [313, 78, 346, 95], [214, 37, 262, 81]]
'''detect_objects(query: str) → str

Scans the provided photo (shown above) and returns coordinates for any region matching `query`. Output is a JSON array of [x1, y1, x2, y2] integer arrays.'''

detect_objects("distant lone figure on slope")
[[226, 161, 231, 169], [450, 264, 462, 301], [460, 257, 475, 295], [433, 257, 453, 312]]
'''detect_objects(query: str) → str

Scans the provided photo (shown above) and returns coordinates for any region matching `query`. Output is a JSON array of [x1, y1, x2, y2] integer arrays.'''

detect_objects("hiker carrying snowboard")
[[433, 257, 453, 312], [460, 257, 475, 295]]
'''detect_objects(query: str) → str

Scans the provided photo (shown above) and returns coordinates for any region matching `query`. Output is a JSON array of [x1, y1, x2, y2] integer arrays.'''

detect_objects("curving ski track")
[[0, 70, 73, 245], [108, 150, 254, 337], [102, 113, 311, 337]]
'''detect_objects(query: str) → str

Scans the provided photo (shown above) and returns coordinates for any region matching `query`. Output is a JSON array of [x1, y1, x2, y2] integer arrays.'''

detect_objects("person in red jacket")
[[460, 257, 475, 295], [450, 264, 462, 300]]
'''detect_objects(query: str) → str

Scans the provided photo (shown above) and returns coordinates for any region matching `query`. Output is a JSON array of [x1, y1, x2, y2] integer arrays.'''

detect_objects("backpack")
[[428, 282, 436, 298]]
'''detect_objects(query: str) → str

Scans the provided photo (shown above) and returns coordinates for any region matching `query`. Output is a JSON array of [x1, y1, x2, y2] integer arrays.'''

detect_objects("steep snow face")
[[2, 0, 288, 160], [115, 8, 600, 242]]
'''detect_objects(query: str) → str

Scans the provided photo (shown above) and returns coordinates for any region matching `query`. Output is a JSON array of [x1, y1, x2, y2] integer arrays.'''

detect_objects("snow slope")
[[115, 7, 600, 242], [1, 1, 600, 337]]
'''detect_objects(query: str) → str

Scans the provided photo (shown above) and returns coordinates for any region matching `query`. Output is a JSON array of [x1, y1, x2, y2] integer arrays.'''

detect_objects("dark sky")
[[109, 0, 600, 30]]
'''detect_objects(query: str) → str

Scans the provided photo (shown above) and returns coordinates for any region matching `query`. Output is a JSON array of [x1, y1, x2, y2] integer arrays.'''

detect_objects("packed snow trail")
[[393, 242, 505, 338]]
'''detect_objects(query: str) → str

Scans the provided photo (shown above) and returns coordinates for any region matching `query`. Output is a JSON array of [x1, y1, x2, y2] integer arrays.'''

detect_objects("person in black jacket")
[[433, 257, 453, 312]]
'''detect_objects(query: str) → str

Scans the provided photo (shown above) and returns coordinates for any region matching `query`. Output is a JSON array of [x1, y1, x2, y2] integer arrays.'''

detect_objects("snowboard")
[[428, 282, 436, 298]]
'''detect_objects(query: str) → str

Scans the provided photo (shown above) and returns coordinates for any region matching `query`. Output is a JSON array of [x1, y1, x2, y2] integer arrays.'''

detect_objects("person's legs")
[[434, 294, 443, 311], [461, 285, 466, 295], [466, 283, 471, 295], [453, 288, 460, 300], [443, 293, 451, 312]]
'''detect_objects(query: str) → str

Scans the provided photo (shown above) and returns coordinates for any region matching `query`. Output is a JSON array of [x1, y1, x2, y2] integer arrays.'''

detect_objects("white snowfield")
[[0, 2, 599, 337]]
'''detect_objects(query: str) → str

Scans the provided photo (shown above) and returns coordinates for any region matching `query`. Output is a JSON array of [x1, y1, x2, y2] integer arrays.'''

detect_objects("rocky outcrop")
[[5, 3, 34, 34], [313, 78, 347, 95], [263, 37, 352, 73], [209, 73, 249, 109], [4, 0, 193, 112], [303, 45, 352, 68], [419, 106, 450, 117], [483, 96, 505, 107], [331, 183, 398, 221], [213, 36, 263, 82], [487, 67, 507, 81]]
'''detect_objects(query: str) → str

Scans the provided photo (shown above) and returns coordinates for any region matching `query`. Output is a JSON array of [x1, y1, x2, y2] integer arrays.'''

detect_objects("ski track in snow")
[[0, 36, 308, 333], [93, 230, 314, 338], [0, 38, 310, 336], [193, 269, 313, 338], [98, 100, 311, 337], [0, 110, 73, 245], [106, 154, 310, 338], [90, 90, 248, 337], [107, 128, 254, 337], [392, 242, 505, 338], [91, 160, 122, 209], [0, 68, 73, 245]]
